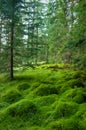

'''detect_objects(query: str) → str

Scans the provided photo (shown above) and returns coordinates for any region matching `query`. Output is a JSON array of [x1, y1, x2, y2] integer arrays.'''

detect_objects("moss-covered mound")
[[0, 64, 86, 130], [17, 83, 30, 91], [1, 89, 22, 103]]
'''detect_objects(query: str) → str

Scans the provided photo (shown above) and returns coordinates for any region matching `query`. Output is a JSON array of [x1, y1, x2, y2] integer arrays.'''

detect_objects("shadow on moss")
[[35, 84, 59, 96], [8, 99, 38, 118], [17, 83, 30, 91], [1, 89, 22, 104]]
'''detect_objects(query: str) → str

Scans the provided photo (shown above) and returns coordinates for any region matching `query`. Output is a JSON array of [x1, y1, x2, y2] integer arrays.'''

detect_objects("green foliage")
[[47, 0, 86, 67]]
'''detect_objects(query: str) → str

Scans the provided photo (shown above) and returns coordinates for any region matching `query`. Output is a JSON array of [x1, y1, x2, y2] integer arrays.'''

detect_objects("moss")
[[62, 118, 80, 130], [79, 119, 86, 130], [60, 89, 76, 101], [8, 99, 39, 119], [72, 70, 86, 80], [0, 102, 9, 110], [65, 79, 84, 88], [75, 103, 86, 119], [46, 64, 59, 71], [48, 117, 82, 130], [34, 95, 58, 107], [61, 88, 86, 104], [28, 126, 46, 130], [17, 83, 30, 91], [73, 89, 86, 104], [0, 66, 86, 130], [42, 64, 71, 71], [47, 120, 64, 130], [35, 84, 58, 96], [50, 101, 78, 120], [31, 82, 40, 89], [1, 89, 22, 103]]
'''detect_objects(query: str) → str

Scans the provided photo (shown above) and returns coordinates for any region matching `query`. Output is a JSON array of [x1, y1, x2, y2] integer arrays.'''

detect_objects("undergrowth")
[[0, 64, 86, 130]]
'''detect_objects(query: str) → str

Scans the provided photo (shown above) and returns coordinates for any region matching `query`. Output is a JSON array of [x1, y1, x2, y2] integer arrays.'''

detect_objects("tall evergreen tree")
[[0, 0, 25, 79]]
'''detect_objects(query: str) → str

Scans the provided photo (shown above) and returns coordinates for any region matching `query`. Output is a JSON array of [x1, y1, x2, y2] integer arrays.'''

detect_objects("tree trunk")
[[10, 22, 14, 80], [10, 1, 14, 80]]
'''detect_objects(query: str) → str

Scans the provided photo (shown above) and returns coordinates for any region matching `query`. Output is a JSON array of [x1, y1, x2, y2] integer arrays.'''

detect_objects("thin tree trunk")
[[10, 1, 14, 80], [0, 18, 2, 52], [46, 44, 49, 64], [10, 22, 14, 80]]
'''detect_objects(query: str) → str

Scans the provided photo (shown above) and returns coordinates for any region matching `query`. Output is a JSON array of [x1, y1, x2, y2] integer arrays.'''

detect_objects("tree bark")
[[10, 1, 14, 80]]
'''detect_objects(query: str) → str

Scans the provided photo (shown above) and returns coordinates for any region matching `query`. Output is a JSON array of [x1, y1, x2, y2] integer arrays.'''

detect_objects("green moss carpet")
[[0, 64, 86, 130]]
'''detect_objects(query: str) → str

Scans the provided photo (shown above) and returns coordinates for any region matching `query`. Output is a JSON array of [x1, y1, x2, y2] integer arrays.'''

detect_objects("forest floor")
[[0, 64, 86, 130]]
